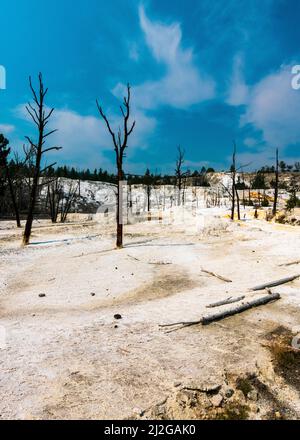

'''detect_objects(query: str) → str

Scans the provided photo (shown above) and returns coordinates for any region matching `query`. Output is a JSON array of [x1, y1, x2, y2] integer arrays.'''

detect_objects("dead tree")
[[22, 74, 61, 245], [273, 148, 279, 216], [175, 146, 186, 206], [230, 142, 239, 220], [0, 134, 10, 204], [229, 142, 250, 220], [96, 83, 135, 248], [47, 177, 63, 223], [6, 166, 21, 227], [0, 134, 21, 227], [144, 168, 152, 220], [60, 180, 79, 223], [235, 186, 241, 220]]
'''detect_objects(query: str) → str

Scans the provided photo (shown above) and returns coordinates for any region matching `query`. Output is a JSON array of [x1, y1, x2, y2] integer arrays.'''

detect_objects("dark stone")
[[114, 314, 122, 320]]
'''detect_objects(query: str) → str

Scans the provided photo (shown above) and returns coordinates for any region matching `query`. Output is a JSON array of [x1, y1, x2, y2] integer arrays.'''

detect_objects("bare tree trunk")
[[47, 177, 62, 223], [273, 148, 279, 216], [231, 145, 236, 220], [22, 74, 60, 245], [6, 169, 21, 227], [235, 187, 241, 220], [147, 184, 151, 221], [116, 168, 123, 248], [96, 84, 135, 249], [60, 180, 79, 223], [175, 146, 185, 207], [23, 153, 42, 244]]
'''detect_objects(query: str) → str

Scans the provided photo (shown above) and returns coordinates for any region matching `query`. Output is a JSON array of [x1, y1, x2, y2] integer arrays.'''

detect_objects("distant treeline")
[[34, 161, 300, 183], [18, 163, 216, 186]]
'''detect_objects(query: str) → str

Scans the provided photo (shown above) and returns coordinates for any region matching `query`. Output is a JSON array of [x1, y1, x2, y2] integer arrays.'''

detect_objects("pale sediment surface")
[[0, 208, 300, 419]]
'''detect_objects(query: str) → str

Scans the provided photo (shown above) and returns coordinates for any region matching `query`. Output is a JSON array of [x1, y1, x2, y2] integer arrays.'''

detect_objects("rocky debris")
[[247, 390, 258, 401], [210, 394, 223, 407], [223, 387, 235, 398], [136, 364, 299, 420], [38, 293, 46, 298]]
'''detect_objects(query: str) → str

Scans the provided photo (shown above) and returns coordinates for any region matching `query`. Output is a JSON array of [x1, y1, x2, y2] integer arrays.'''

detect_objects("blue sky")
[[0, 0, 300, 174]]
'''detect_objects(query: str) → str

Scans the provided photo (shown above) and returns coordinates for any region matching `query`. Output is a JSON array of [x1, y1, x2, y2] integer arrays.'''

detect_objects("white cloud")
[[14, 105, 112, 168], [227, 54, 249, 106], [241, 64, 300, 148], [243, 137, 257, 148], [14, 103, 156, 168], [0, 124, 15, 135], [128, 42, 139, 62], [227, 59, 300, 155], [114, 6, 215, 111]]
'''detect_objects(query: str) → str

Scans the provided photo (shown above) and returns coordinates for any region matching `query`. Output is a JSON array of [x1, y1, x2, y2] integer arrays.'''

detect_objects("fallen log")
[[201, 292, 280, 325], [206, 295, 245, 308], [160, 292, 280, 333], [279, 260, 300, 267], [201, 268, 232, 283], [251, 275, 300, 291]]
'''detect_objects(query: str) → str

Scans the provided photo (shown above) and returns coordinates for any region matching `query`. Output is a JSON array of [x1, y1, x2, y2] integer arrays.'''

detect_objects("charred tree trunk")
[[235, 187, 241, 220], [97, 84, 135, 249], [22, 73, 61, 245], [175, 146, 185, 207], [147, 184, 151, 221], [116, 167, 123, 247], [60, 181, 79, 223], [231, 144, 236, 220], [273, 148, 279, 216], [6, 170, 21, 227], [47, 178, 62, 223]]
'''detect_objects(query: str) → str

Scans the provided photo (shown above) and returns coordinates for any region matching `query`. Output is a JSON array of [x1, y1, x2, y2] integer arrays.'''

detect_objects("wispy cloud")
[[239, 64, 300, 148], [14, 101, 156, 168], [224, 61, 300, 167], [226, 54, 249, 106], [0, 124, 15, 135], [114, 5, 215, 111], [128, 42, 139, 62]]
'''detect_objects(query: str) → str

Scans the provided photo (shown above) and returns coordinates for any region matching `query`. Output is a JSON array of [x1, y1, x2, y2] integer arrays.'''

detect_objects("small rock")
[[38, 293, 46, 298], [183, 380, 221, 393], [115, 267, 118, 270], [247, 390, 258, 401], [173, 381, 182, 388], [114, 314, 122, 320], [90, 292, 96, 296], [114, 325, 118, 329], [210, 394, 223, 407], [224, 388, 234, 398]]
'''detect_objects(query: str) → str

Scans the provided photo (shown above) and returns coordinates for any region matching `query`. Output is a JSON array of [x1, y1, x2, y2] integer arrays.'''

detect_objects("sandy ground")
[[0, 208, 300, 419]]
